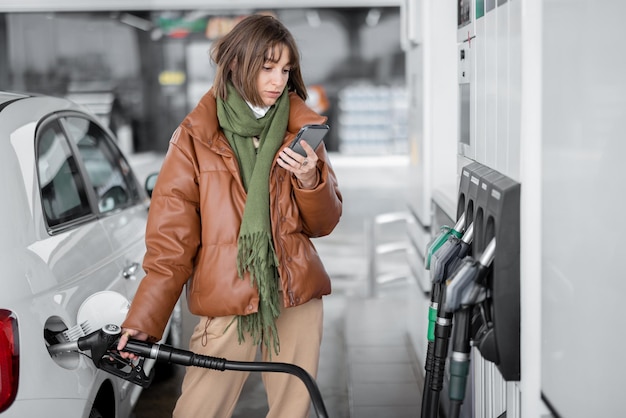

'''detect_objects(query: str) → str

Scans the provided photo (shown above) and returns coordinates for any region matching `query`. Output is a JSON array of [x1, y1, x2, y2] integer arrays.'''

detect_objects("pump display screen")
[[458, 0, 471, 29], [459, 84, 470, 145]]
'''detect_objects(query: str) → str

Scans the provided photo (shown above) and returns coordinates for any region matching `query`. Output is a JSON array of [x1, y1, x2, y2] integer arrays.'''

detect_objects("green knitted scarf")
[[216, 83, 289, 355]]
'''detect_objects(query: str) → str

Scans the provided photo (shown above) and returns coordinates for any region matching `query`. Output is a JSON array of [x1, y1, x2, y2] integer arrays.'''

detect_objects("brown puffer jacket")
[[122, 89, 343, 341]]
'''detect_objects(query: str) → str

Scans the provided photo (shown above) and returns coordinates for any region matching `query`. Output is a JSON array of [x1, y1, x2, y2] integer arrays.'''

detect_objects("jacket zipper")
[[217, 143, 247, 197], [272, 165, 295, 306]]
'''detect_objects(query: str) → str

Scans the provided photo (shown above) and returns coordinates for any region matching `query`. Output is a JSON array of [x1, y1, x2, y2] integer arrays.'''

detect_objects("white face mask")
[[245, 101, 270, 119]]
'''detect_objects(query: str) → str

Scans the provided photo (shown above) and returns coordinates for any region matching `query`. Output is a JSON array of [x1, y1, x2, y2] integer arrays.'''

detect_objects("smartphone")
[[288, 124, 329, 157]]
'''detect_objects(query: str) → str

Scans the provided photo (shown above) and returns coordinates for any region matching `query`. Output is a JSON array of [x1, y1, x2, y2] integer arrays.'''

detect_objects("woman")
[[117, 14, 342, 418]]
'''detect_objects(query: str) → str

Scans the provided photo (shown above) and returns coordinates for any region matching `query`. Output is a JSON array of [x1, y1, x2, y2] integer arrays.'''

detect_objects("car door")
[[29, 116, 130, 405], [59, 114, 151, 407], [60, 115, 148, 301]]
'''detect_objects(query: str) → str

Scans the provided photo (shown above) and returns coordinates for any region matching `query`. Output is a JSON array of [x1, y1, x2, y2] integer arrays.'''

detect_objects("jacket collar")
[[180, 89, 223, 150]]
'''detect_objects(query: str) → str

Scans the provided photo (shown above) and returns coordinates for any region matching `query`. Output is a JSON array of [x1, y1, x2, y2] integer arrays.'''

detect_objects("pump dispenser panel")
[[457, 162, 520, 381]]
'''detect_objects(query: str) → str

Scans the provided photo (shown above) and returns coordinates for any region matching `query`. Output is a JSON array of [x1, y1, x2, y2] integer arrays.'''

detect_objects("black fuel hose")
[[49, 326, 329, 418], [124, 340, 329, 418]]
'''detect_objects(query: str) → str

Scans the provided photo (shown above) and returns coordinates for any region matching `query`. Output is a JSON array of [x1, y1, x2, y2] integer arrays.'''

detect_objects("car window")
[[37, 121, 92, 228], [63, 116, 140, 213]]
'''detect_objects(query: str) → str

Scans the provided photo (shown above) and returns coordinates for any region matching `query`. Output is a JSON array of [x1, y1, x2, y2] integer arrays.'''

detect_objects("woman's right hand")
[[116, 328, 150, 360]]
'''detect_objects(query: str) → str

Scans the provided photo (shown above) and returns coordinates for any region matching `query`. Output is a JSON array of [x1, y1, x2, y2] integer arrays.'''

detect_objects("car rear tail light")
[[0, 310, 18, 413]]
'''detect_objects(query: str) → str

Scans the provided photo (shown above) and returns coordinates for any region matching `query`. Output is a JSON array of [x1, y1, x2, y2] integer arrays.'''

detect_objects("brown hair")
[[211, 14, 307, 106]]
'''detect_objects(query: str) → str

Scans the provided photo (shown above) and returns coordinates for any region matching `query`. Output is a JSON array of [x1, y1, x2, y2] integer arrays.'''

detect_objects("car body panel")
[[101, 204, 149, 297], [0, 91, 159, 418], [4, 398, 92, 418]]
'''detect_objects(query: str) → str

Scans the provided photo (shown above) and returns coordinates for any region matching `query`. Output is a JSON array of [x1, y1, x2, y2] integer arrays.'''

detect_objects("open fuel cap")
[[77, 291, 130, 332], [61, 291, 130, 341]]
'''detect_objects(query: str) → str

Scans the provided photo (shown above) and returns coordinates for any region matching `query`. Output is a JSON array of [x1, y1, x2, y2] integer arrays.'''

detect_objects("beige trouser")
[[172, 297, 324, 418]]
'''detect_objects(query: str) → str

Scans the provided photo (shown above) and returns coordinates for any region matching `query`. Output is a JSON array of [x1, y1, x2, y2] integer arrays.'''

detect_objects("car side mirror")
[[145, 173, 158, 198], [98, 185, 129, 212]]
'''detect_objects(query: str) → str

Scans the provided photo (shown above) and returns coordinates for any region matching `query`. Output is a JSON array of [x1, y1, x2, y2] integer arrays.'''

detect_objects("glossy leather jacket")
[[122, 90, 342, 340]]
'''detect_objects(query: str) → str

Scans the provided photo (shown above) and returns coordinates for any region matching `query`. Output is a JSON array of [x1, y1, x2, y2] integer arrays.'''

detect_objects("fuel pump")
[[451, 161, 520, 418], [422, 222, 474, 418], [443, 238, 496, 418]]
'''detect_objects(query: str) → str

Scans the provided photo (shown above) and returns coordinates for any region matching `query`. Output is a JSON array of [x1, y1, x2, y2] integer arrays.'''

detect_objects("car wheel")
[[89, 407, 104, 418]]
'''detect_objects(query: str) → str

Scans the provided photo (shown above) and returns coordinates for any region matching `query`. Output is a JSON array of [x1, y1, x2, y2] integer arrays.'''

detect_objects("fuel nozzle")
[[422, 224, 475, 418], [442, 238, 496, 418], [426, 222, 474, 342], [425, 220, 474, 345], [425, 213, 465, 270], [76, 324, 121, 360], [77, 325, 154, 388], [430, 222, 474, 284], [443, 237, 496, 313], [424, 216, 469, 337]]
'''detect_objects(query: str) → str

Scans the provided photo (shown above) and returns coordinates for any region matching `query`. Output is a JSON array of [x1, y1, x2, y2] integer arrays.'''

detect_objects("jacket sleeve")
[[292, 144, 343, 238], [122, 127, 201, 340]]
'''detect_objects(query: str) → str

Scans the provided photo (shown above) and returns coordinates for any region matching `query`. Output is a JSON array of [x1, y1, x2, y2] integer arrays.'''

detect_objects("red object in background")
[[169, 28, 190, 39], [307, 85, 330, 115]]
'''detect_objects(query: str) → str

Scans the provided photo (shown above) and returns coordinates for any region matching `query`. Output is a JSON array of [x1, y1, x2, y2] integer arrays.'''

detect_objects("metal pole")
[[366, 217, 377, 298]]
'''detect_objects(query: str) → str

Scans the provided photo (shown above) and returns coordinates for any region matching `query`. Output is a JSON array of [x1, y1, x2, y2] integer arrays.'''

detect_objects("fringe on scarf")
[[235, 231, 281, 357]]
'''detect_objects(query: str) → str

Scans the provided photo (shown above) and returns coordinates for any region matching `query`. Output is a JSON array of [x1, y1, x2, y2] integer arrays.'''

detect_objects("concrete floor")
[[129, 153, 422, 417]]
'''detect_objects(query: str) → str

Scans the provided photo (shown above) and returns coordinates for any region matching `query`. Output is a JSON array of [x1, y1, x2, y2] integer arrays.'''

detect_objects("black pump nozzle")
[[443, 238, 496, 418], [74, 324, 155, 388], [444, 237, 495, 313]]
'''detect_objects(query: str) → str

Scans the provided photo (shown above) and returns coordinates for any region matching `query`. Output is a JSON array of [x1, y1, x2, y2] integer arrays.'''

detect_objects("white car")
[[0, 91, 176, 418]]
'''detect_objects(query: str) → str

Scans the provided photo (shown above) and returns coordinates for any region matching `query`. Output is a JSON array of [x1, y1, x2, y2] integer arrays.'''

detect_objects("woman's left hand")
[[277, 140, 319, 189]]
